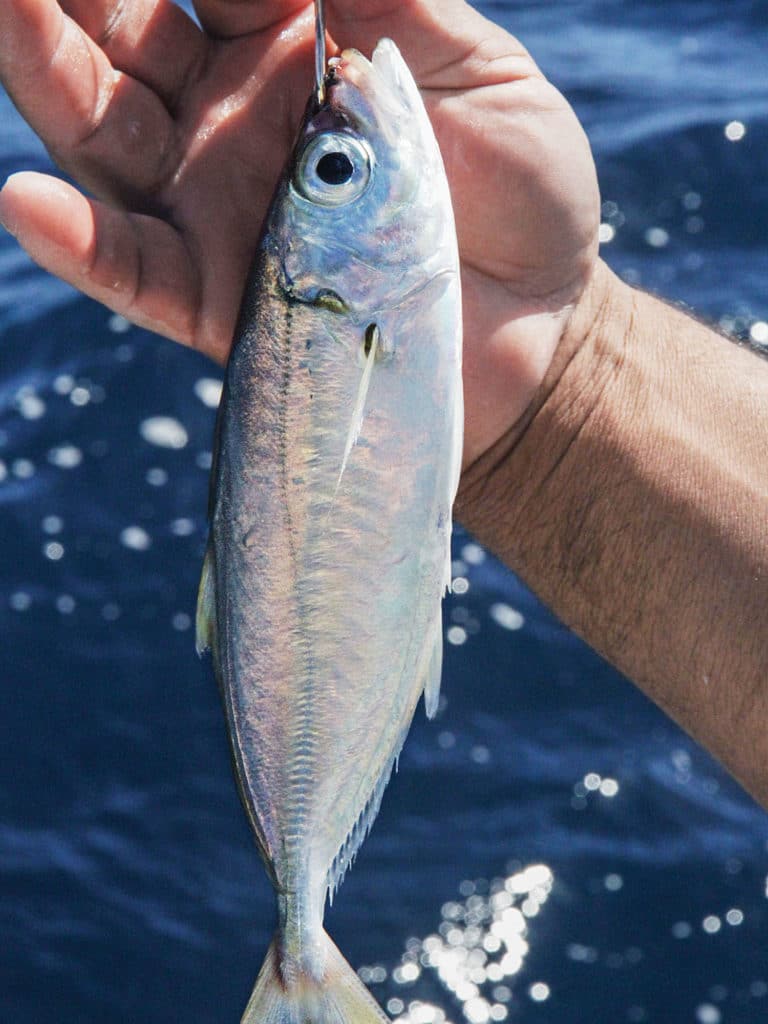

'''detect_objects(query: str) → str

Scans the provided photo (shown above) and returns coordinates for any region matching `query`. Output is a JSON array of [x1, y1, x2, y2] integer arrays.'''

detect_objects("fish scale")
[[197, 38, 462, 1024]]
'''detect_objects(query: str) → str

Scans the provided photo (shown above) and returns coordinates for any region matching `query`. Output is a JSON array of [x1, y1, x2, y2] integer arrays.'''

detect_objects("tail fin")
[[242, 931, 389, 1024]]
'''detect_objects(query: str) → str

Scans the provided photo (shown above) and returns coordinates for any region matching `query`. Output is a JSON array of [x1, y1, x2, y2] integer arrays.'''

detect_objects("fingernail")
[[0, 173, 22, 237], [0, 171, 23, 192]]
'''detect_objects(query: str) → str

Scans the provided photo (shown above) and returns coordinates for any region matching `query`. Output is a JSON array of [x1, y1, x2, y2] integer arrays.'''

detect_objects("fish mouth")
[[326, 38, 409, 105], [322, 38, 424, 137]]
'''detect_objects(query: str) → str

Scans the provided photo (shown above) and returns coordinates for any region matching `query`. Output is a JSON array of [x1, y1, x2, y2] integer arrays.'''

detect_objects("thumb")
[[325, 0, 528, 87]]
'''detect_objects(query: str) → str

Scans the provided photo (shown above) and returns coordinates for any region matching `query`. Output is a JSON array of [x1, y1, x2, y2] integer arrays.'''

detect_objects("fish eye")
[[316, 152, 353, 185], [294, 132, 373, 207]]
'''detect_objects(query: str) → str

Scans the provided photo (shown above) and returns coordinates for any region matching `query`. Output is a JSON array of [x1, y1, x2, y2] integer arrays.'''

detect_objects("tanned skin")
[[1, 0, 766, 801]]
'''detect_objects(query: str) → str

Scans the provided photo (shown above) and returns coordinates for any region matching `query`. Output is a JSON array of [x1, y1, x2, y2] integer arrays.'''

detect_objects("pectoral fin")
[[335, 323, 379, 494]]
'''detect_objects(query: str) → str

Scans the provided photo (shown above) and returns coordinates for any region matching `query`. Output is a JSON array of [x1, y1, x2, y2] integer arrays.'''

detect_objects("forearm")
[[458, 260, 768, 803]]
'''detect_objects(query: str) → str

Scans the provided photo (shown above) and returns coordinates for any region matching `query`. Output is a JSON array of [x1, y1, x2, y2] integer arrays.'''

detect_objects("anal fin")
[[422, 616, 444, 720], [326, 724, 408, 902]]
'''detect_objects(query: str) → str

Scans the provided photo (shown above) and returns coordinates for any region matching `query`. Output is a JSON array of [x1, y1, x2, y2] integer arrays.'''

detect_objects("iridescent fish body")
[[197, 39, 462, 1024]]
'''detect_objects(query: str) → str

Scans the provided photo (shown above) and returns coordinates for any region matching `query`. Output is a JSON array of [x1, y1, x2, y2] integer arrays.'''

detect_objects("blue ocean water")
[[1, 1, 767, 1022]]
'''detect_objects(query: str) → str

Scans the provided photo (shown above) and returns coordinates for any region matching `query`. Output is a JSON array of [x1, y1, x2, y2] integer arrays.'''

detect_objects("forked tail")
[[242, 931, 389, 1024]]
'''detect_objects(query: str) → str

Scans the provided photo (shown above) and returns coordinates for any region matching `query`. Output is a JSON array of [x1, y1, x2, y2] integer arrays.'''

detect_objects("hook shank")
[[315, 0, 327, 104]]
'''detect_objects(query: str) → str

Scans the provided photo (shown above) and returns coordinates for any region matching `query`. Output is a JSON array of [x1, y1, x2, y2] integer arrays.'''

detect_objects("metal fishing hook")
[[315, 0, 326, 104]]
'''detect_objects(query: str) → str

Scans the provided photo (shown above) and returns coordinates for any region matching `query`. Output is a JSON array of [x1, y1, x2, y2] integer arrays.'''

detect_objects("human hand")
[[0, 0, 601, 466]]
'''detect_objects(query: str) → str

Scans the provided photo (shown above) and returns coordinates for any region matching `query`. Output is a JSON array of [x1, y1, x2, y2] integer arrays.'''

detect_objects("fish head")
[[269, 38, 457, 321]]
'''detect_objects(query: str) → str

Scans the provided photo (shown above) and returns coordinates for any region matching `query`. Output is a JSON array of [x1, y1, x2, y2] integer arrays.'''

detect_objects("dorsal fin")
[[196, 544, 217, 657]]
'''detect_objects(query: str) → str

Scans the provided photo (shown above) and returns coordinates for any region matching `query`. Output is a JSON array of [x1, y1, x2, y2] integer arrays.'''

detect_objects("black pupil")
[[316, 152, 354, 185]]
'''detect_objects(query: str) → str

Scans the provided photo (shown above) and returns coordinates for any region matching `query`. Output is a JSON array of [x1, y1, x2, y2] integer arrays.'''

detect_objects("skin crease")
[[2, 0, 768, 807], [0, 0, 599, 468]]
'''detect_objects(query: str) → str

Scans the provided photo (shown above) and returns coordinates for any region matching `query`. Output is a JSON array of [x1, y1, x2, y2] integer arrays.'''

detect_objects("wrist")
[[457, 254, 768, 807], [456, 259, 634, 561]]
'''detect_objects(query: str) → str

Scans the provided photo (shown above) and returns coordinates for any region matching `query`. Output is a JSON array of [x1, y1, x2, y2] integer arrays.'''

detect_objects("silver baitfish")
[[197, 37, 462, 1024]]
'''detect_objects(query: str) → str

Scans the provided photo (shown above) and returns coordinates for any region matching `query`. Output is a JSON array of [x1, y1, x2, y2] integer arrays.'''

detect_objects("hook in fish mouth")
[[309, 40, 406, 128], [316, 56, 343, 110]]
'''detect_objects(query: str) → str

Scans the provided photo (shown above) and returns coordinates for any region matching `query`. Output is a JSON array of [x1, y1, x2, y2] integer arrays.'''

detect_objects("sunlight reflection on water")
[[360, 865, 554, 1023]]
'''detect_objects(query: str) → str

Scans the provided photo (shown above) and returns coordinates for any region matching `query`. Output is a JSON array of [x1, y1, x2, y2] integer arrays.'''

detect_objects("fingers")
[[59, 0, 207, 112], [191, 0, 505, 83], [0, 0, 179, 203], [326, 0, 533, 88], [192, 0, 309, 39], [0, 172, 219, 358]]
